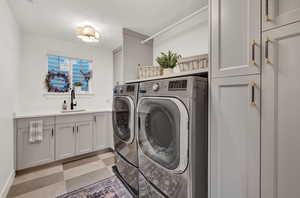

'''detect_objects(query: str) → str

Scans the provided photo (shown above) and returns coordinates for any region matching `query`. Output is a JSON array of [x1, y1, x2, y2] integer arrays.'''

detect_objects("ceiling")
[[8, 0, 207, 49]]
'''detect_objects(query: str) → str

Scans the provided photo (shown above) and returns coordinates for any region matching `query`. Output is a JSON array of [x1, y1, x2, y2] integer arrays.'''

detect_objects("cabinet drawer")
[[56, 114, 94, 124], [16, 117, 55, 129]]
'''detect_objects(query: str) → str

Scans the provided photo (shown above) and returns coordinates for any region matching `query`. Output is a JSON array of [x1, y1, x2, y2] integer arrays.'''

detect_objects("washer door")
[[113, 96, 135, 144], [137, 97, 189, 173]]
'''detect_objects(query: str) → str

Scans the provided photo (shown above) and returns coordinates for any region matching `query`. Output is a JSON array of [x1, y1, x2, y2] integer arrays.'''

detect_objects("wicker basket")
[[137, 65, 161, 79], [177, 54, 208, 72]]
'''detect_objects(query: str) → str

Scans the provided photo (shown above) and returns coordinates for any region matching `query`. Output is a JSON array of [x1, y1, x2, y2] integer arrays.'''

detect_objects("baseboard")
[[16, 147, 115, 174], [0, 170, 15, 198]]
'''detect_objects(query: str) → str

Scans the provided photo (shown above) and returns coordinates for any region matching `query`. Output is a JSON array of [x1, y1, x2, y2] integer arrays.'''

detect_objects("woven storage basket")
[[177, 54, 208, 72], [137, 65, 161, 79]]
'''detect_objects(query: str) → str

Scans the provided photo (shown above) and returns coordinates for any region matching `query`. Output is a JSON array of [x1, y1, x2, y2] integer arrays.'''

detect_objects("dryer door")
[[137, 97, 189, 173], [113, 96, 135, 144]]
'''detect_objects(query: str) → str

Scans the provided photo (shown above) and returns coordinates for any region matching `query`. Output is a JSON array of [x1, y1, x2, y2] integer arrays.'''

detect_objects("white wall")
[[17, 34, 113, 114], [0, 0, 20, 196], [153, 11, 208, 65]]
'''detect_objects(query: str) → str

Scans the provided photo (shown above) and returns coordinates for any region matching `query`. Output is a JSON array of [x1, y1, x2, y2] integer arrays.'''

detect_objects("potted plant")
[[156, 51, 181, 75], [73, 81, 82, 92]]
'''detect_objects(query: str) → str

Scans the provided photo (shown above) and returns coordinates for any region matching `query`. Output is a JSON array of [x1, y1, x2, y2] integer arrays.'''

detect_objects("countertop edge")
[[14, 109, 112, 119]]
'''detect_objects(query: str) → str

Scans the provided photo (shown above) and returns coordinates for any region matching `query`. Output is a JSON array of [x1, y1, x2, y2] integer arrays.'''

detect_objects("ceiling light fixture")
[[76, 25, 100, 43]]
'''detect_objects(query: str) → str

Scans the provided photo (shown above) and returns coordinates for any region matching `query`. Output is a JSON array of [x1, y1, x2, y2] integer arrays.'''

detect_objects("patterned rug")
[[57, 176, 132, 198]]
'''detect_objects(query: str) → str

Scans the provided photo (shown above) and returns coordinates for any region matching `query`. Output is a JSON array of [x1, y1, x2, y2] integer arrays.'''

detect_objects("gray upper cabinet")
[[211, 0, 261, 78], [17, 126, 54, 170], [261, 21, 300, 198], [55, 123, 76, 160], [211, 75, 260, 198], [76, 121, 93, 155], [263, 0, 300, 31]]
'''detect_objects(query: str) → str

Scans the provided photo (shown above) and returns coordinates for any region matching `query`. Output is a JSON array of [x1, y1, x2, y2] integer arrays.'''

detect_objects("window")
[[47, 55, 92, 93]]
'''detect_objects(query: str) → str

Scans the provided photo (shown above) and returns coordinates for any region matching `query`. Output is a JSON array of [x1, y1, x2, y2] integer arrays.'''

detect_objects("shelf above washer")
[[125, 68, 208, 84]]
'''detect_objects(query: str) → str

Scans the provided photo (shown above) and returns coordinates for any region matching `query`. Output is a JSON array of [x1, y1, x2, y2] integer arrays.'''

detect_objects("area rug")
[[57, 176, 132, 198]]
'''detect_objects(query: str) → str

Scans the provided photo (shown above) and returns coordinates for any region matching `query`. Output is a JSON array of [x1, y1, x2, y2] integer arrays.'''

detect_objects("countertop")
[[14, 109, 112, 119]]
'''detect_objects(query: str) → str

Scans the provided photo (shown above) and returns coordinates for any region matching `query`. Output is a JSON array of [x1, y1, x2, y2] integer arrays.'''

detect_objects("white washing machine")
[[137, 76, 208, 198]]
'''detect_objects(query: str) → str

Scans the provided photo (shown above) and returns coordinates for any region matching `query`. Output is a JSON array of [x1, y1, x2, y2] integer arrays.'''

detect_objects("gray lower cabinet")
[[261, 21, 300, 198], [55, 123, 76, 160], [15, 112, 112, 170], [94, 112, 114, 150], [94, 113, 108, 151], [56, 121, 94, 160], [17, 126, 55, 170], [76, 121, 93, 155], [211, 75, 260, 198]]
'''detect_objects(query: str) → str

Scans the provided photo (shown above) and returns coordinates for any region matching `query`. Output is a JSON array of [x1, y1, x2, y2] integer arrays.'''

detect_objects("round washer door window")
[[138, 97, 189, 172], [113, 96, 134, 143]]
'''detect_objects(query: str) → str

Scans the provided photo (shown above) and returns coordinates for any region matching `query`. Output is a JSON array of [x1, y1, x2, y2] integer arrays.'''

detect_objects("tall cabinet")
[[261, 9, 300, 198], [112, 28, 153, 85], [211, 0, 300, 198], [210, 0, 261, 197]]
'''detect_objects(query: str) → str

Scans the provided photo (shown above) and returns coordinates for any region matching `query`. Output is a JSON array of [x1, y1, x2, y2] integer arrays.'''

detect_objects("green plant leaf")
[[156, 50, 182, 69]]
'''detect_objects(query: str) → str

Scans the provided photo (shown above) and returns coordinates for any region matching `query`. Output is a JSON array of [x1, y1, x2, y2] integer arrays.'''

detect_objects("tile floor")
[[7, 151, 116, 198]]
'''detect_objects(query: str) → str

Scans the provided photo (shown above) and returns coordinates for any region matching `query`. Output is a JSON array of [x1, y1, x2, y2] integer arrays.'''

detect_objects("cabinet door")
[[263, 0, 300, 31], [76, 121, 93, 155], [113, 47, 123, 85], [94, 113, 108, 151], [211, 0, 261, 77], [106, 112, 114, 148], [55, 123, 76, 160], [211, 75, 260, 198], [17, 127, 54, 170], [261, 22, 300, 198]]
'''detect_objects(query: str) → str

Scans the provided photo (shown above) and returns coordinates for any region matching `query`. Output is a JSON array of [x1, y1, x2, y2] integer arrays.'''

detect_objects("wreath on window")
[[45, 71, 70, 92], [80, 70, 93, 81]]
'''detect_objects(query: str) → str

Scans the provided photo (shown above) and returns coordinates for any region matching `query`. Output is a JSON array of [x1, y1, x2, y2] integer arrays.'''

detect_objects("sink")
[[60, 109, 86, 113]]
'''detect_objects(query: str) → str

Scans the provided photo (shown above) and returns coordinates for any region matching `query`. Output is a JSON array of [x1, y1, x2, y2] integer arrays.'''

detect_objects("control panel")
[[168, 80, 188, 91], [113, 84, 136, 96], [152, 83, 160, 91]]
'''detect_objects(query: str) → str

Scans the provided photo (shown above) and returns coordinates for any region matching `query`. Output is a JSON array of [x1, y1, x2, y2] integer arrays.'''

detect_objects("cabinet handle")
[[265, 37, 271, 64], [51, 128, 54, 137], [251, 40, 256, 65], [77, 126, 79, 133], [73, 126, 75, 134], [138, 116, 141, 131], [250, 82, 256, 107], [265, 0, 271, 21]]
